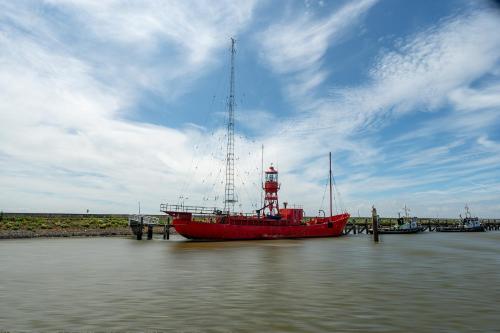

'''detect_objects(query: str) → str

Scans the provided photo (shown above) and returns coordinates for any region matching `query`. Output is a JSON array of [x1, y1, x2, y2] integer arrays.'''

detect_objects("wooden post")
[[365, 219, 368, 234], [147, 224, 153, 240], [372, 206, 379, 242], [167, 218, 171, 240], [137, 216, 143, 240], [163, 224, 167, 240], [353, 220, 357, 234]]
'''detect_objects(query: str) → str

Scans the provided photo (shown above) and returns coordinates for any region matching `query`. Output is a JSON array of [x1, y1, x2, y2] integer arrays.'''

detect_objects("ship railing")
[[160, 203, 228, 215]]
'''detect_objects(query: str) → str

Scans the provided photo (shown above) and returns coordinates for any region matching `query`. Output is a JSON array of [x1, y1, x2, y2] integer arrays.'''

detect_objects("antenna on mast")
[[329, 152, 333, 218], [224, 37, 237, 213]]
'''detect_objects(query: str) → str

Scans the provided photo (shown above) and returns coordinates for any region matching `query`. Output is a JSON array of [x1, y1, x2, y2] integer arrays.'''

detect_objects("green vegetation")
[[0, 215, 129, 231]]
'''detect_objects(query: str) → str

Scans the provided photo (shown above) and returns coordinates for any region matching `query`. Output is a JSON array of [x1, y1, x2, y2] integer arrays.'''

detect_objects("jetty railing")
[[128, 215, 159, 226]]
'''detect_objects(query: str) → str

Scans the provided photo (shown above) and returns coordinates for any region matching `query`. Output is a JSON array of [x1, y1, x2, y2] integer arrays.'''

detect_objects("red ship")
[[162, 163, 349, 241], [161, 38, 350, 240]]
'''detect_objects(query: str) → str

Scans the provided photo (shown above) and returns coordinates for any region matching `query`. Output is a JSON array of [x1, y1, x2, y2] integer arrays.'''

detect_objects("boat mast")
[[465, 204, 471, 218], [329, 152, 333, 218], [224, 38, 237, 213], [403, 205, 411, 220]]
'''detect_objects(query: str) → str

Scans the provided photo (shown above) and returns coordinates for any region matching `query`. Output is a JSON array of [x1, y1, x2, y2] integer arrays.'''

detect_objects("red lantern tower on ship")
[[263, 165, 280, 217]]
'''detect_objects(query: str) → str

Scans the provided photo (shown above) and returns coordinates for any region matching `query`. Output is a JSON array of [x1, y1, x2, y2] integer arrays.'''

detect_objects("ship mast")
[[329, 152, 333, 218], [224, 37, 237, 213]]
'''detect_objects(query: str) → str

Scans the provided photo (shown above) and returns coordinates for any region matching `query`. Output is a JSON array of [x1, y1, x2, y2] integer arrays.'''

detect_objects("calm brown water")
[[1, 233, 499, 332]]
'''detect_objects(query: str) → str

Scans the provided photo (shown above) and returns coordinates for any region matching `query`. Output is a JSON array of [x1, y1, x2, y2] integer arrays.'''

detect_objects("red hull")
[[172, 213, 350, 241]]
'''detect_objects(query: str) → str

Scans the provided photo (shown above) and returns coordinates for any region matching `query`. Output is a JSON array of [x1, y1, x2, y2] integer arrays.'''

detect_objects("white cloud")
[[448, 84, 500, 111], [35, 0, 259, 100], [258, 0, 378, 103], [295, 10, 500, 146], [0, 0, 260, 213], [1, 1, 500, 219], [256, 8, 500, 217], [367, 11, 500, 115], [259, 0, 377, 74]]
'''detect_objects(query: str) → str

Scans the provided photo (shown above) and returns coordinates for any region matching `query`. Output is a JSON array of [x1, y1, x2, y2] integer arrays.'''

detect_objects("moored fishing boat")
[[436, 205, 485, 232], [369, 205, 423, 234], [382, 205, 423, 234]]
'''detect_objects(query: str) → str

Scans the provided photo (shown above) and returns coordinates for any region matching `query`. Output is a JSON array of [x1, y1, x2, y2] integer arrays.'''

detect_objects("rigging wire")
[[332, 173, 346, 214], [176, 55, 230, 206], [235, 163, 260, 211], [319, 178, 328, 215], [316, 154, 346, 215]]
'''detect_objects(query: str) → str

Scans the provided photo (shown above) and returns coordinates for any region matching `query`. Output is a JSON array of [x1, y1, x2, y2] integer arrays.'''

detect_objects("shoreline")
[[0, 213, 167, 240], [0, 224, 175, 240], [0, 227, 133, 239], [2, 213, 498, 240]]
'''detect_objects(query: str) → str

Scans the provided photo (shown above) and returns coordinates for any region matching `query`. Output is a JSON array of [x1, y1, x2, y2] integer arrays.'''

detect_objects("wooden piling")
[[163, 220, 171, 240], [147, 224, 153, 240], [136, 216, 144, 240], [372, 206, 379, 242]]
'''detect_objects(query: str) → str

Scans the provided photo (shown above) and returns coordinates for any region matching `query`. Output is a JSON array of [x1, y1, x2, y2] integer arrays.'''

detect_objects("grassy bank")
[[0, 214, 131, 239]]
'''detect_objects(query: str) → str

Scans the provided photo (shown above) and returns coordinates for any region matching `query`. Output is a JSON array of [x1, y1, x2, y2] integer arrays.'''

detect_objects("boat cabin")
[[279, 206, 304, 225], [463, 217, 481, 228]]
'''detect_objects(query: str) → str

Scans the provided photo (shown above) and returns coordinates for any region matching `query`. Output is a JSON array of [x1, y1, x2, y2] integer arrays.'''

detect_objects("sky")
[[1, 0, 500, 218]]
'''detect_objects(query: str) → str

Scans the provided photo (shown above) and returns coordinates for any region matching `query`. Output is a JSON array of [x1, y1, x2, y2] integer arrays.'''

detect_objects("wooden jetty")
[[128, 215, 172, 240], [374, 228, 423, 234], [343, 218, 500, 235]]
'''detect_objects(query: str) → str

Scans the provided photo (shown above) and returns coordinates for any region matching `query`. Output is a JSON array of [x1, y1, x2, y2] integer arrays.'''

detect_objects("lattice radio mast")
[[224, 37, 237, 213]]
